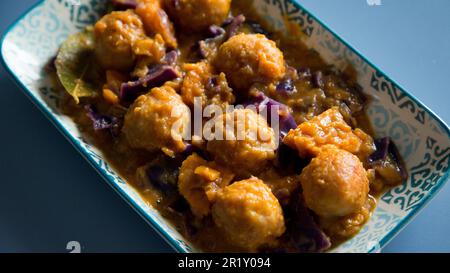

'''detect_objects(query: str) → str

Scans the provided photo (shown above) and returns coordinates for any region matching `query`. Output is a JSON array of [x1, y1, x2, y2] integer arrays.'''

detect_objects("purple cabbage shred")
[[369, 137, 408, 180], [207, 25, 226, 38], [224, 14, 246, 39], [276, 78, 295, 95], [246, 93, 297, 139], [368, 137, 390, 163], [297, 67, 312, 79], [120, 65, 180, 102], [162, 50, 179, 66], [288, 196, 332, 253], [312, 71, 324, 88], [85, 105, 121, 137], [145, 159, 179, 193], [111, 0, 138, 10]]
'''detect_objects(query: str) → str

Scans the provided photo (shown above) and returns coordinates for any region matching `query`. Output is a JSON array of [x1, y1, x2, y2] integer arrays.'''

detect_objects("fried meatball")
[[299, 146, 369, 217], [164, 0, 231, 32], [135, 0, 178, 48], [178, 153, 235, 218], [283, 107, 375, 158], [206, 109, 277, 176], [94, 10, 146, 71], [181, 61, 235, 108], [212, 178, 286, 251], [122, 84, 190, 157], [216, 33, 286, 91]]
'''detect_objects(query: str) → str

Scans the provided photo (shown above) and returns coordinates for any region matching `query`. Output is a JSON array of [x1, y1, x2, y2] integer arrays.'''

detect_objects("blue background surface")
[[0, 0, 449, 253]]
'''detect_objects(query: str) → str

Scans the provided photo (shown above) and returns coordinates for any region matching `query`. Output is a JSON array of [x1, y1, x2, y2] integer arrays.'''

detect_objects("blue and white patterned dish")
[[1, 0, 449, 253]]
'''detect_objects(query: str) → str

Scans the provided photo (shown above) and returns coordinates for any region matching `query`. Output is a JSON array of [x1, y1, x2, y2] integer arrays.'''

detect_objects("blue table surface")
[[0, 0, 449, 253]]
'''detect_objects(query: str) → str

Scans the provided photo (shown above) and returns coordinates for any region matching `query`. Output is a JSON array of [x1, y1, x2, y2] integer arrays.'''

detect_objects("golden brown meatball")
[[206, 109, 277, 177], [94, 10, 146, 71], [135, 0, 178, 48], [178, 153, 235, 218], [299, 145, 369, 217], [283, 107, 375, 158], [212, 178, 286, 251], [164, 0, 231, 32], [181, 61, 235, 108], [216, 33, 286, 91], [122, 84, 190, 157]]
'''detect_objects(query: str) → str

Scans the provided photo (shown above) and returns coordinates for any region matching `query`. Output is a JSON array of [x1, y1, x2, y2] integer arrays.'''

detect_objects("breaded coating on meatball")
[[164, 0, 231, 32], [178, 153, 235, 218], [216, 33, 286, 91], [94, 10, 146, 71], [181, 61, 235, 109], [122, 84, 190, 157], [206, 109, 277, 177], [212, 178, 286, 251], [283, 107, 375, 158], [299, 145, 369, 217]]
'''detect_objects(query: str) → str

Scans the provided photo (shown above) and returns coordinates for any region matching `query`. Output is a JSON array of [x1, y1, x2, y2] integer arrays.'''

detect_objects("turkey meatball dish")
[[52, 0, 407, 252]]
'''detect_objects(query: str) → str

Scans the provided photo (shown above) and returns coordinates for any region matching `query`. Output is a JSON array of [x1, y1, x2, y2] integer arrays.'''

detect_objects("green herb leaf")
[[55, 29, 102, 104]]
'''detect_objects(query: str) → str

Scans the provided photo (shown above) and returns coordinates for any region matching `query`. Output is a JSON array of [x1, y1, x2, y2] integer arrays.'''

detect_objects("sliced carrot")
[[103, 88, 119, 104]]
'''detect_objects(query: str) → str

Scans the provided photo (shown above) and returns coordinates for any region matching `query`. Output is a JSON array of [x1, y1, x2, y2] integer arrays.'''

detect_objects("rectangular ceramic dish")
[[1, 0, 449, 253]]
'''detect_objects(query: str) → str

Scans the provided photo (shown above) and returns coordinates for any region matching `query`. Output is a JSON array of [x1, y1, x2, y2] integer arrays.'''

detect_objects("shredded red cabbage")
[[120, 65, 180, 102], [276, 78, 295, 95], [85, 105, 121, 137], [144, 145, 210, 193], [312, 71, 324, 88], [207, 25, 226, 38], [297, 67, 312, 79], [194, 26, 225, 59], [162, 50, 179, 66], [368, 137, 390, 163], [369, 137, 408, 180], [224, 14, 246, 39], [144, 157, 180, 193], [194, 14, 247, 59], [111, 0, 138, 10], [246, 93, 297, 139], [287, 195, 331, 253]]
